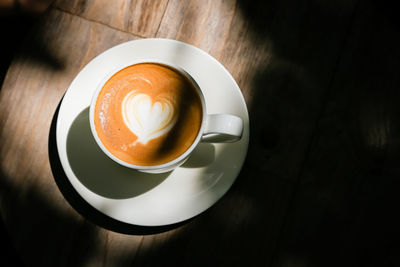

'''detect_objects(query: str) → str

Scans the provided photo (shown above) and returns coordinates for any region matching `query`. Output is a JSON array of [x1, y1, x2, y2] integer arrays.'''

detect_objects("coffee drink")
[[93, 63, 203, 166]]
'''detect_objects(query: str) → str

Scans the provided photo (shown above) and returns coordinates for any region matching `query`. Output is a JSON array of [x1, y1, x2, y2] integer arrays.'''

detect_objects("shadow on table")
[[233, 0, 400, 267], [0, 7, 64, 91], [0, 215, 24, 267], [0, 166, 99, 267], [49, 101, 193, 235]]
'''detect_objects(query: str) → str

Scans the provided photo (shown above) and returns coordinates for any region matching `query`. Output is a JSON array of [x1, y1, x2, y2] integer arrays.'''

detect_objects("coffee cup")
[[89, 60, 243, 173]]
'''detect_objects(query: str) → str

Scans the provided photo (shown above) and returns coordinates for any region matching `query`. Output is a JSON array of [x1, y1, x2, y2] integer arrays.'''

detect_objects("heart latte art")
[[93, 63, 203, 166], [122, 91, 177, 144]]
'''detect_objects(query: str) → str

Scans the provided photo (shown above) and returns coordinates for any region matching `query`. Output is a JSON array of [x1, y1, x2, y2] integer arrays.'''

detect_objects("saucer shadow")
[[181, 143, 215, 168], [66, 107, 169, 199], [49, 102, 192, 235]]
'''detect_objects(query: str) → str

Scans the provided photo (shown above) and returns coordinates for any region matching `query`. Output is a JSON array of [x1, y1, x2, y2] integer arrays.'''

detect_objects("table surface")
[[1, 0, 400, 266]]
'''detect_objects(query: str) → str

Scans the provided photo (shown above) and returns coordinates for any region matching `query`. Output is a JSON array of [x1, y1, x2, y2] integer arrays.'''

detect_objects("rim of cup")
[[89, 59, 207, 171]]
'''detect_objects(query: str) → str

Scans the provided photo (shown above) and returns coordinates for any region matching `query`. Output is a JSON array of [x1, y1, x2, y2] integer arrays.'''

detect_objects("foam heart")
[[122, 91, 177, 144]]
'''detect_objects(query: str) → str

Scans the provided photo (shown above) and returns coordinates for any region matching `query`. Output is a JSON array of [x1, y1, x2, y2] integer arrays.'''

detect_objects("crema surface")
[[94, 63, 202, 166]]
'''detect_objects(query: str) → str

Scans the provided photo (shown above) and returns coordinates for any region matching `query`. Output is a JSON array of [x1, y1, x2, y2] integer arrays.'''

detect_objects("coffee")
[[93, 63, 203, 166]]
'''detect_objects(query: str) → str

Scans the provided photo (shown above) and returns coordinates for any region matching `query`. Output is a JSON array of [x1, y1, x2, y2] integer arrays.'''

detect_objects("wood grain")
[[54, 0, 169, 37], [156, 0, 236, 59], [1, 0, 399, 266]]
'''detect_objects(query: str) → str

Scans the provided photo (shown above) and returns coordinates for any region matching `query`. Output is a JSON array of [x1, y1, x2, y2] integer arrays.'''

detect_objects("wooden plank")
[[156, 0, 236, 59], [0, 0, 363, 266], [54, 0, 169, 37], [0, 9, 139, 266], [270, 1, 400, 266]]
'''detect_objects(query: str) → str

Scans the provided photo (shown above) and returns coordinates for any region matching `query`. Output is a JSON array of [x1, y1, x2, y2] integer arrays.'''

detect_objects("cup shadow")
[[49, 101, 192, 235], [66, 107, 169, 199]]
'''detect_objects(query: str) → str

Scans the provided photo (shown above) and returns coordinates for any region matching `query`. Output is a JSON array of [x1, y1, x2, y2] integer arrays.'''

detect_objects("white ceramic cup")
[[89, 60, 243, 173]]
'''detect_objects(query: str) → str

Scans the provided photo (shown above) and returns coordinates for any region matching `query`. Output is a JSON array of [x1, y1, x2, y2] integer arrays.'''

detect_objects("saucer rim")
[[56, 38, 250, 226]]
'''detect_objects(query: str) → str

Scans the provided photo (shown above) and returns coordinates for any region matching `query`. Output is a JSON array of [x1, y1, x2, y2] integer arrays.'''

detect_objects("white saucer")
[[56, 38, 249, 226]]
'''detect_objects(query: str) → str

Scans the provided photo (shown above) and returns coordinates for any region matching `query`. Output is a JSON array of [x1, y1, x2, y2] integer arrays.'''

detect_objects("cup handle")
[[201, 114, 243, 142]]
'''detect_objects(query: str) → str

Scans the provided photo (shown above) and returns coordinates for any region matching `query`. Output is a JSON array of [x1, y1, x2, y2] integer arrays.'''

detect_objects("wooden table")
[[1, 0, 400, 266]]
